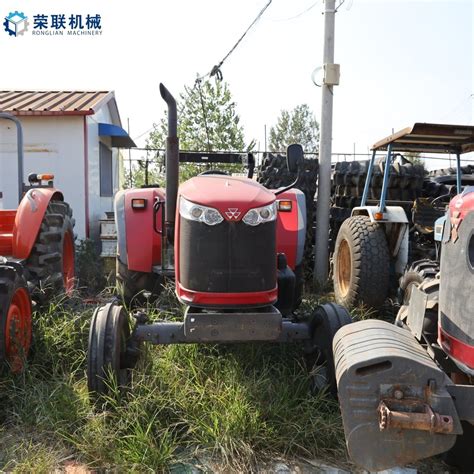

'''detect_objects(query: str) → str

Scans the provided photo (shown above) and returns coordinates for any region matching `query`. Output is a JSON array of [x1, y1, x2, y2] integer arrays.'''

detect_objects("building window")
[[100, 142, 113, 197]]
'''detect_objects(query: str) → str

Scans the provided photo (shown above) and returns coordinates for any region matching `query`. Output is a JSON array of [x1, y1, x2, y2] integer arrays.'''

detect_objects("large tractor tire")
[[26, 200, 75, 300], [116, 259, 163, 306], [0, 264, 32, 373], [333, 215, 390, 310]]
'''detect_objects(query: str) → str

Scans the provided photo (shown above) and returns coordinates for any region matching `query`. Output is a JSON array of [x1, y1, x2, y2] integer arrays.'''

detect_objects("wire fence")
[[123, 146, 474, 181]]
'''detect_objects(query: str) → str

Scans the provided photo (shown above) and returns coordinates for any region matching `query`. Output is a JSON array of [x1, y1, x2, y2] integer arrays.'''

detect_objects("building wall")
[[86, 104, 121, 241], [0, 115, 87, 238]]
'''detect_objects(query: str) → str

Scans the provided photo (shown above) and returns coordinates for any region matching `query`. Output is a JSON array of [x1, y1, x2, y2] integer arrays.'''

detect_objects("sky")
[[1, 0, 473, 167]]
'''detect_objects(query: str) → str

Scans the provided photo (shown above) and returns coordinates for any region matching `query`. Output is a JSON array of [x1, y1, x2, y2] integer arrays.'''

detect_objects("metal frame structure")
[[361, 123, 474, 212]]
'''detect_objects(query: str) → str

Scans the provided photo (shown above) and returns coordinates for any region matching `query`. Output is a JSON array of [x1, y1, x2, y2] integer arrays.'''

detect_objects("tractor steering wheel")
[[199, 170, 230, 176]]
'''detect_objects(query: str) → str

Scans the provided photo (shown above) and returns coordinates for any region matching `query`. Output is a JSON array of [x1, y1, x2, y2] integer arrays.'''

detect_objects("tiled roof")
[[0, 90, 113, 116]]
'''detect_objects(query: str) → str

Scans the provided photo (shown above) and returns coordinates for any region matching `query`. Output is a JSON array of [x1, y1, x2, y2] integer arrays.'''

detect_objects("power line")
[[270, 0, 320, 22], [196, 0, 272, 83]]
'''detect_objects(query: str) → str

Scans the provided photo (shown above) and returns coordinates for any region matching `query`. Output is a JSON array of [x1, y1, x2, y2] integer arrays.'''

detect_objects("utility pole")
[[127, 118, 133, 187], [314, 0, 340, 286]]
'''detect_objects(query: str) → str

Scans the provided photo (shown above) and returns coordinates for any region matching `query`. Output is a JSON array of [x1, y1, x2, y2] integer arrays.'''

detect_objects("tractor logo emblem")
[[225, 208, 241, 220], [3, 11, 29, 37]]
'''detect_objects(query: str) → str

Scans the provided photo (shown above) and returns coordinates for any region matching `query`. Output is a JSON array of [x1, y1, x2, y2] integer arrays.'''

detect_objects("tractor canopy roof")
[[371, 123, 474, 154]]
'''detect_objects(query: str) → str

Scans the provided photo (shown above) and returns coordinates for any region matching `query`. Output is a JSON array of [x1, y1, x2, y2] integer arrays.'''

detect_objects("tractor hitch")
[[378, 400, 454, 434]]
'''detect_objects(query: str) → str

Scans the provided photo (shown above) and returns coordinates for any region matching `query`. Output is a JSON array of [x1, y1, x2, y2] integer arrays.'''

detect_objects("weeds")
[[0, 289, 349, 472]]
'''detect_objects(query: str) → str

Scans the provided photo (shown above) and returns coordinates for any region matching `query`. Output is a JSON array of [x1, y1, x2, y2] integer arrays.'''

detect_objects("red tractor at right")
[[334, 184, 474, 470]]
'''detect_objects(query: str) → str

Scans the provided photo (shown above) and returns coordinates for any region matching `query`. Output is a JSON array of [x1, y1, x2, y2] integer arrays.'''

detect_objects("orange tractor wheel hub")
[[5, 287, 32, 373]]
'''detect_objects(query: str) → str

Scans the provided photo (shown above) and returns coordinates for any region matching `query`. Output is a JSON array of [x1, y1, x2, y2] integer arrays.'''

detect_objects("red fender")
[[276, 189, 307, 270], [12, 188, 64, 259], [122, 188, 165, 272]]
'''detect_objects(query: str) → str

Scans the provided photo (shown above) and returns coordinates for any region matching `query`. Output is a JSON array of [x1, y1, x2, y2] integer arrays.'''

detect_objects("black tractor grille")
[[179, 217, 276, 293]]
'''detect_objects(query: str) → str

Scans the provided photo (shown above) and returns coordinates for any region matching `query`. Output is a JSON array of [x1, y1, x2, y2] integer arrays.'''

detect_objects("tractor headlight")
[[242, 202, 277, 226], [179, 197, 224, 226]]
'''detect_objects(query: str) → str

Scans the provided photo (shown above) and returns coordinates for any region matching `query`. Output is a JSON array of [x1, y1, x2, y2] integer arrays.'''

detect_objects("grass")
[[0, 287, 350, 472]]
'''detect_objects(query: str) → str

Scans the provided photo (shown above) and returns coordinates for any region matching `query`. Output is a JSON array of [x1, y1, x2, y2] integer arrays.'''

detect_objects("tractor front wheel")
[[306, 303, 352, 395], [87, 301, 138, 403], [26, 200, 75, 300], [0, 264, 32, 373], [333, 215, 390, 310]]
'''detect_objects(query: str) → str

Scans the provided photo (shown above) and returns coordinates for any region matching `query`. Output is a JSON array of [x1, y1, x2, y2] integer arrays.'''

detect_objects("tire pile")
[[258, 153, 319, 280], [331, 159, 425, 209], [423, 165, 474, 202]]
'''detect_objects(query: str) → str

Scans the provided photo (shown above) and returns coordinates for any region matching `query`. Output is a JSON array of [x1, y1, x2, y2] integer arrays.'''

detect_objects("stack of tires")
[[331, 159, 425, 208], [258, 153, 319, 280], [329, 159, 424, 253], [423, 165, 474, 202]]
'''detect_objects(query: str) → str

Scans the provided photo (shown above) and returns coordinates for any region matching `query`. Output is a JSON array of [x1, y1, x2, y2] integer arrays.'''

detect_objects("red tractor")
[[87, 84, 351, 397], [333, 186, 474, 469], [0, 112, 75, 372]]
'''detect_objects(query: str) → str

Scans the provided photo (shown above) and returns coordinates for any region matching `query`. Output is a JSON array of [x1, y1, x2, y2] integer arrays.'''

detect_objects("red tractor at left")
[[0, 112, 75, 372]]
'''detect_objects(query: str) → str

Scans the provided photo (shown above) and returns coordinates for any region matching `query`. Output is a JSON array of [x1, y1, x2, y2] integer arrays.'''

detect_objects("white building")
[[0, 91, 135, 240]]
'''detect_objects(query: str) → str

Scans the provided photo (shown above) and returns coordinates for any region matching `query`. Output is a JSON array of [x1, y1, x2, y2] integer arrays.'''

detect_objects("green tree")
[[404, 151, 424, 166], [133, 79, 253, 185], [269, 104, 319, 153]]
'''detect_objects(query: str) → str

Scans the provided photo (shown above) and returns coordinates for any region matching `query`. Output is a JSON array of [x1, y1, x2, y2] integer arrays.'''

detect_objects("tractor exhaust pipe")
[[159, 83, 179, 243]]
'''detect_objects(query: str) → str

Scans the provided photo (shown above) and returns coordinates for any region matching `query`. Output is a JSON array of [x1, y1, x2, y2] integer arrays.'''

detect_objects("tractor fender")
[[275, 189, 306, 270], [12, 188, 64, 259], [116, 187, 165, 273], [352, 205, 408, 223]]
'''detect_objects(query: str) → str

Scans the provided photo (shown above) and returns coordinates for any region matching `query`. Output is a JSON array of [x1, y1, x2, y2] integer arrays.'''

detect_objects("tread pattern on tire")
[[257, 153, 318, 280], [116, 259, 163, 306], [334, 215, 390, 310], [25, 200, 75, 299], [87, 302, 130, 400], [396, 264, 439, 342], [398, 258, 440, 304]]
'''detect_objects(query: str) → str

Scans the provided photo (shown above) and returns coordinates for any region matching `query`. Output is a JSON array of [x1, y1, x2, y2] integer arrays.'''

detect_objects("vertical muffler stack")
[[159, 83, 179, 244], [333, 319, 461, 471]]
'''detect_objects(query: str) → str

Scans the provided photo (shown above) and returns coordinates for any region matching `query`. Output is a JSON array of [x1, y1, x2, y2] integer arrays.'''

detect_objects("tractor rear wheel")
[[26, 200, 75, 300], [0, 264, 32, 373], [444, 421, 474, 471], [333, 215, 390, 310], [396, 276, 439, 344], [116, 259, 163, 306], [398, 259, 439, 305], [87, 301, 138, 402], [306, 303, 352, 396]]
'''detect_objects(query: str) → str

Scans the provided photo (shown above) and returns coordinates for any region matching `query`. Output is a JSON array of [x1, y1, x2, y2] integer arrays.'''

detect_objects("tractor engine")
[[175, 175, 278, 308], [438, 187, 474, 374]]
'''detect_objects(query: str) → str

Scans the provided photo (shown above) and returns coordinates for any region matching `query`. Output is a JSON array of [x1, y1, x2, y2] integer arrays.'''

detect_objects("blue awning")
[[98, 123, 136, 148]]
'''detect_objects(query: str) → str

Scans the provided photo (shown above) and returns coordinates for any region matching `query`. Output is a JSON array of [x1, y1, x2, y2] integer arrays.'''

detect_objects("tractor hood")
[[178, 175, 275, 220]]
